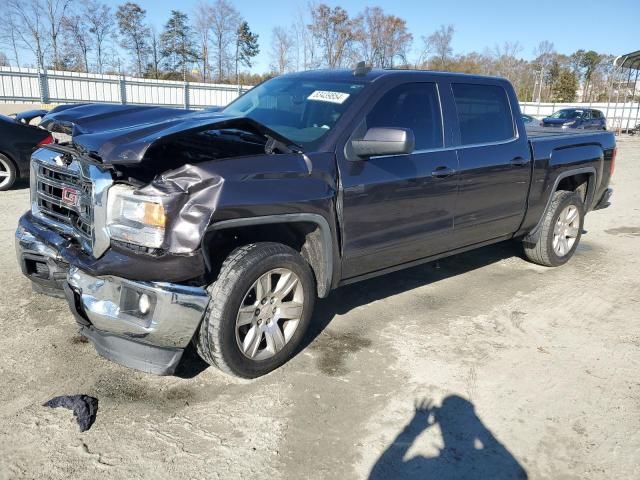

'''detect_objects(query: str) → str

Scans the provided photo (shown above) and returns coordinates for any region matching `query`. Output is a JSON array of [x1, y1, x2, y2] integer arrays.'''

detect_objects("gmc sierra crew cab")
[[15, 67, 616, 378]]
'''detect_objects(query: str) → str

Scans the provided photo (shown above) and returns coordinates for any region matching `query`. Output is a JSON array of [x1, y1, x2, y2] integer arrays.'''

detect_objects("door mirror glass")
[[351, 127, 415, 158]]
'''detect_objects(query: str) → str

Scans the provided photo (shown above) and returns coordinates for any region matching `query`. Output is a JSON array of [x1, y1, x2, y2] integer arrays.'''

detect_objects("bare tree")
[[44, 0, 73, 69], [210, 0, 241, 82], [0, 52, 9, 66], [358, 7, 412, 68], [0, 12, 23, 67], [62, 15, 90, 72], [84, 0, 114, 74], [292, 5, 319, 71], [193, 1, 213, 81], [532, 41, 556, 102], [270, 27, 294, 74], [427, 24, 455, 70], [148, 27, 162, 79], [309, 4, 359, 68], [416, 35, 433, 69], [492, 41, 522, 77], [7, 0, 48, 70]]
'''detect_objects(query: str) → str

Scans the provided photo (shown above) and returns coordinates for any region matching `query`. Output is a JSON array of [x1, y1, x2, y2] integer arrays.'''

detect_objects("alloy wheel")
[[235, 268, 304, 360]]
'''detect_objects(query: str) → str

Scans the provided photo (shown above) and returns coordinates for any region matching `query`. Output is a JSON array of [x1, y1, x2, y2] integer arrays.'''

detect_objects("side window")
[[592, 111, 601, 119], [452, 83, 515, 145], [366, 83, 443, 150]]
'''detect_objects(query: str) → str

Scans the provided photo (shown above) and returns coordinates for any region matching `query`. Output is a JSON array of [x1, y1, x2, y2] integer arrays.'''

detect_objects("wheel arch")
[[535, 167, 596, 231], [202, 214, 334, 298]]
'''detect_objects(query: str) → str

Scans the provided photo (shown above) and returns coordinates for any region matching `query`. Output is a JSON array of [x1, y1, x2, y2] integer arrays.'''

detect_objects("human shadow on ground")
[[369, 396, 528, 480], [176, 241, 522, 378]]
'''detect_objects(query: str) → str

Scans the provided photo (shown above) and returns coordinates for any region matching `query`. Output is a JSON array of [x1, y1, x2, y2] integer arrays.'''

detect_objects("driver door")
[[337, 81, 459, 279]]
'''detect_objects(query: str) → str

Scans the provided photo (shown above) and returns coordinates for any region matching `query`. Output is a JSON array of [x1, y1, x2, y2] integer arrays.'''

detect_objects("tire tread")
[[523, 190, 583, 267], [196, 242, 310, 377]]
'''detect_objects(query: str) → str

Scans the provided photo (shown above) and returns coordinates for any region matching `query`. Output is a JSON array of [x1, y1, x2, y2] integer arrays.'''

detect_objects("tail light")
[[610, 147, 617, 177], [37, 134, 54, 147]]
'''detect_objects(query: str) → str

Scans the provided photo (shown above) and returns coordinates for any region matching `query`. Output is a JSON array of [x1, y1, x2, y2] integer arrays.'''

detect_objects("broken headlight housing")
[[106, 184, 167, 248]]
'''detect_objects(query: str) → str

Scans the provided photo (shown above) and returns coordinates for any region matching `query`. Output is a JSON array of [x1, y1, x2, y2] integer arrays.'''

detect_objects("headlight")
[[106, 184, 166, 248]]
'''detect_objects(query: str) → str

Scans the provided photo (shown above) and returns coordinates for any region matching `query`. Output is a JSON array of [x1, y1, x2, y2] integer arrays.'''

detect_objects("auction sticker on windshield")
[[307, 91, 351, 104]]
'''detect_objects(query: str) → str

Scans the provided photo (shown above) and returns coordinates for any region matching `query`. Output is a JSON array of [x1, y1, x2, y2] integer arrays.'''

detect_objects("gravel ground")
[[1, 137, 639, 480]]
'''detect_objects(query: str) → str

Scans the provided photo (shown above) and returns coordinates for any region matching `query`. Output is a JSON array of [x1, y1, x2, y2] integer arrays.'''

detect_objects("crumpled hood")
[[39, 103, 286, 165]]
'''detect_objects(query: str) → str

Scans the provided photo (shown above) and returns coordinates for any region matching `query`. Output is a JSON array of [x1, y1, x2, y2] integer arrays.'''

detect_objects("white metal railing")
[[0, 66, 250, 109], [2, 67, 639, 131]]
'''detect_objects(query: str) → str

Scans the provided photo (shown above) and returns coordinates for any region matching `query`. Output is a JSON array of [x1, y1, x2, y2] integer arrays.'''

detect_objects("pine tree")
[[235, 21, 259, 84], [160, 10, 198, 79], [551, 69, 578, 102], [116, 2, 150, 76]]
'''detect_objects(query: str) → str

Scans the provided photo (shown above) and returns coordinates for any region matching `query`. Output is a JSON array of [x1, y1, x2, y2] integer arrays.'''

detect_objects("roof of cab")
[[285, 68, 509, 84]]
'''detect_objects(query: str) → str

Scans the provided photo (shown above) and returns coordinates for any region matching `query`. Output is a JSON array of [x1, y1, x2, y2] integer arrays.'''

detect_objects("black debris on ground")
[[43, 395, 99, 432]]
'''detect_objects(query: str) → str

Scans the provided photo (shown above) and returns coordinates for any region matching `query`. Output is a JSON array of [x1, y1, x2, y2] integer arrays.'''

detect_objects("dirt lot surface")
[[1, 138, 639, 480]]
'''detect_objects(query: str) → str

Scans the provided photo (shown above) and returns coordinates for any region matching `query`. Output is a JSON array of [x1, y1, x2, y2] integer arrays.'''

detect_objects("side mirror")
[[351, 127, 415, 158]]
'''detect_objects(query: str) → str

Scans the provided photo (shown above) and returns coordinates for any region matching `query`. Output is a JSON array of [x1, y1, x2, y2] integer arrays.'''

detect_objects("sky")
[[8, 0, 640, 72]]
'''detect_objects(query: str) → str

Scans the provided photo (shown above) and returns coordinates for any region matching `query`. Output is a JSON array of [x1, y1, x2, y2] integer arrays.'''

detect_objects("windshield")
[[550, 109, 583, 119], [223, 77, 367, 150]]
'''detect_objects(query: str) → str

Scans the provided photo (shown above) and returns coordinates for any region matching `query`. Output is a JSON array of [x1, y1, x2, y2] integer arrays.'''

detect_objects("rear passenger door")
[[338, 81, 459, 279], [449, 82, 532, 247]]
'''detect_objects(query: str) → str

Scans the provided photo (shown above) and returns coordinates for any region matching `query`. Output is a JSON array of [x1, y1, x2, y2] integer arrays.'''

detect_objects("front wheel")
[[196, 242, 316, 378], [523, 190, 584, 267]]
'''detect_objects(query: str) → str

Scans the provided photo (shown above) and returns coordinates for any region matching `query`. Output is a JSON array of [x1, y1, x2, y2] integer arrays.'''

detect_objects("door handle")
[[510, 157, 529, 166], [431, 166, 456, 178]]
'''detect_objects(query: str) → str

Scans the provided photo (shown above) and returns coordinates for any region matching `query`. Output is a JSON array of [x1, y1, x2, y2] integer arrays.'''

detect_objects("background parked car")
[[0, 114, 53, 190], [11, 109, 49, 126], [542, 108, 607, 130], [522, 114, 540, 126]]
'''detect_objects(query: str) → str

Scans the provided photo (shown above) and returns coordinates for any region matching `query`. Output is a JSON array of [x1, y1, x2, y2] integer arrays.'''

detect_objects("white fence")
[[2, 67, 639, 131], [520, 101, 640, 131], [0, 67, 250, 109]]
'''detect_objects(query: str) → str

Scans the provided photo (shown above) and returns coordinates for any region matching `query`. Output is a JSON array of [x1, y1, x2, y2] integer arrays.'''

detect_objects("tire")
[[523, 190, 584, 267], [196, 242, 316, 378], [0, 153, 17, 191]]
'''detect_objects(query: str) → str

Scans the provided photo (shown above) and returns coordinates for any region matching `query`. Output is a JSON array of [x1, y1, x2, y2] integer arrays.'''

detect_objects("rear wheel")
[[0, 154, 17, 191], [523, 190, 584, 267], [196, 242, 316, 378]]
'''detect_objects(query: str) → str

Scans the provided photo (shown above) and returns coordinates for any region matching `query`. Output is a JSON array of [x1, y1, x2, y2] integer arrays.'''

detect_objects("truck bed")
[[516, 127, 616, 237]]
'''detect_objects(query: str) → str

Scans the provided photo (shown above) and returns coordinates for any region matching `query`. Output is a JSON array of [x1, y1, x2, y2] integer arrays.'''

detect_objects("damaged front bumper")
[[16, 215, 210, 375]]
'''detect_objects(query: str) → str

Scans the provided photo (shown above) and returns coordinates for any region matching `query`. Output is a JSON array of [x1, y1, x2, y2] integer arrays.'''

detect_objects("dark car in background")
[[0, 114, 53, 190], [522, 113, 540, 126], [542, 108, 607, 130]]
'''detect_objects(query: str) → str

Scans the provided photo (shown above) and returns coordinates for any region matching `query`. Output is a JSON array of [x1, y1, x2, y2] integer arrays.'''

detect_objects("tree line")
[[0, 0, 621, 102]]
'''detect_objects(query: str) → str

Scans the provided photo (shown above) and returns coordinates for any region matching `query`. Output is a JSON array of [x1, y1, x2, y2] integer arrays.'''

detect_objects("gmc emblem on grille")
[[61, 187, 80, 207]]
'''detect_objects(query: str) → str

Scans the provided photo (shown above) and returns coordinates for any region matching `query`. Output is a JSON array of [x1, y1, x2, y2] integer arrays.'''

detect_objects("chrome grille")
[[30, 148, 113, 257], [35, 163, 93, 245]]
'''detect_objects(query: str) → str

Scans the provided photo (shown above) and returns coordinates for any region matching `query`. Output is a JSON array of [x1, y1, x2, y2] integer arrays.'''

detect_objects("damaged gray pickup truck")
[[16, 68, 615, 378]]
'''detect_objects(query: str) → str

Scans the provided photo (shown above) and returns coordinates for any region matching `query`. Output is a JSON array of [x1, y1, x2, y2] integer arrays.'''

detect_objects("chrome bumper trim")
[[67, 267, 209, 349]]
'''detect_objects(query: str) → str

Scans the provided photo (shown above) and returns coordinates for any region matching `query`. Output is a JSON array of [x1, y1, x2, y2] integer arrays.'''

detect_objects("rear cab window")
[[451, 83, 515, 145]]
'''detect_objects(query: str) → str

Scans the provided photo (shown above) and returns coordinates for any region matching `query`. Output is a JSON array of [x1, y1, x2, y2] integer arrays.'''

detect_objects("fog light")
[[139, 293, 151, 315]]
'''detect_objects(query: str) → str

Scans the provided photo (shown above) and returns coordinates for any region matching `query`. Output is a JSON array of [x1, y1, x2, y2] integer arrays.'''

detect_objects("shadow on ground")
[[303, 240, 521, 350], [176, 241, 523, 378], [369, 395, 528, 479]]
